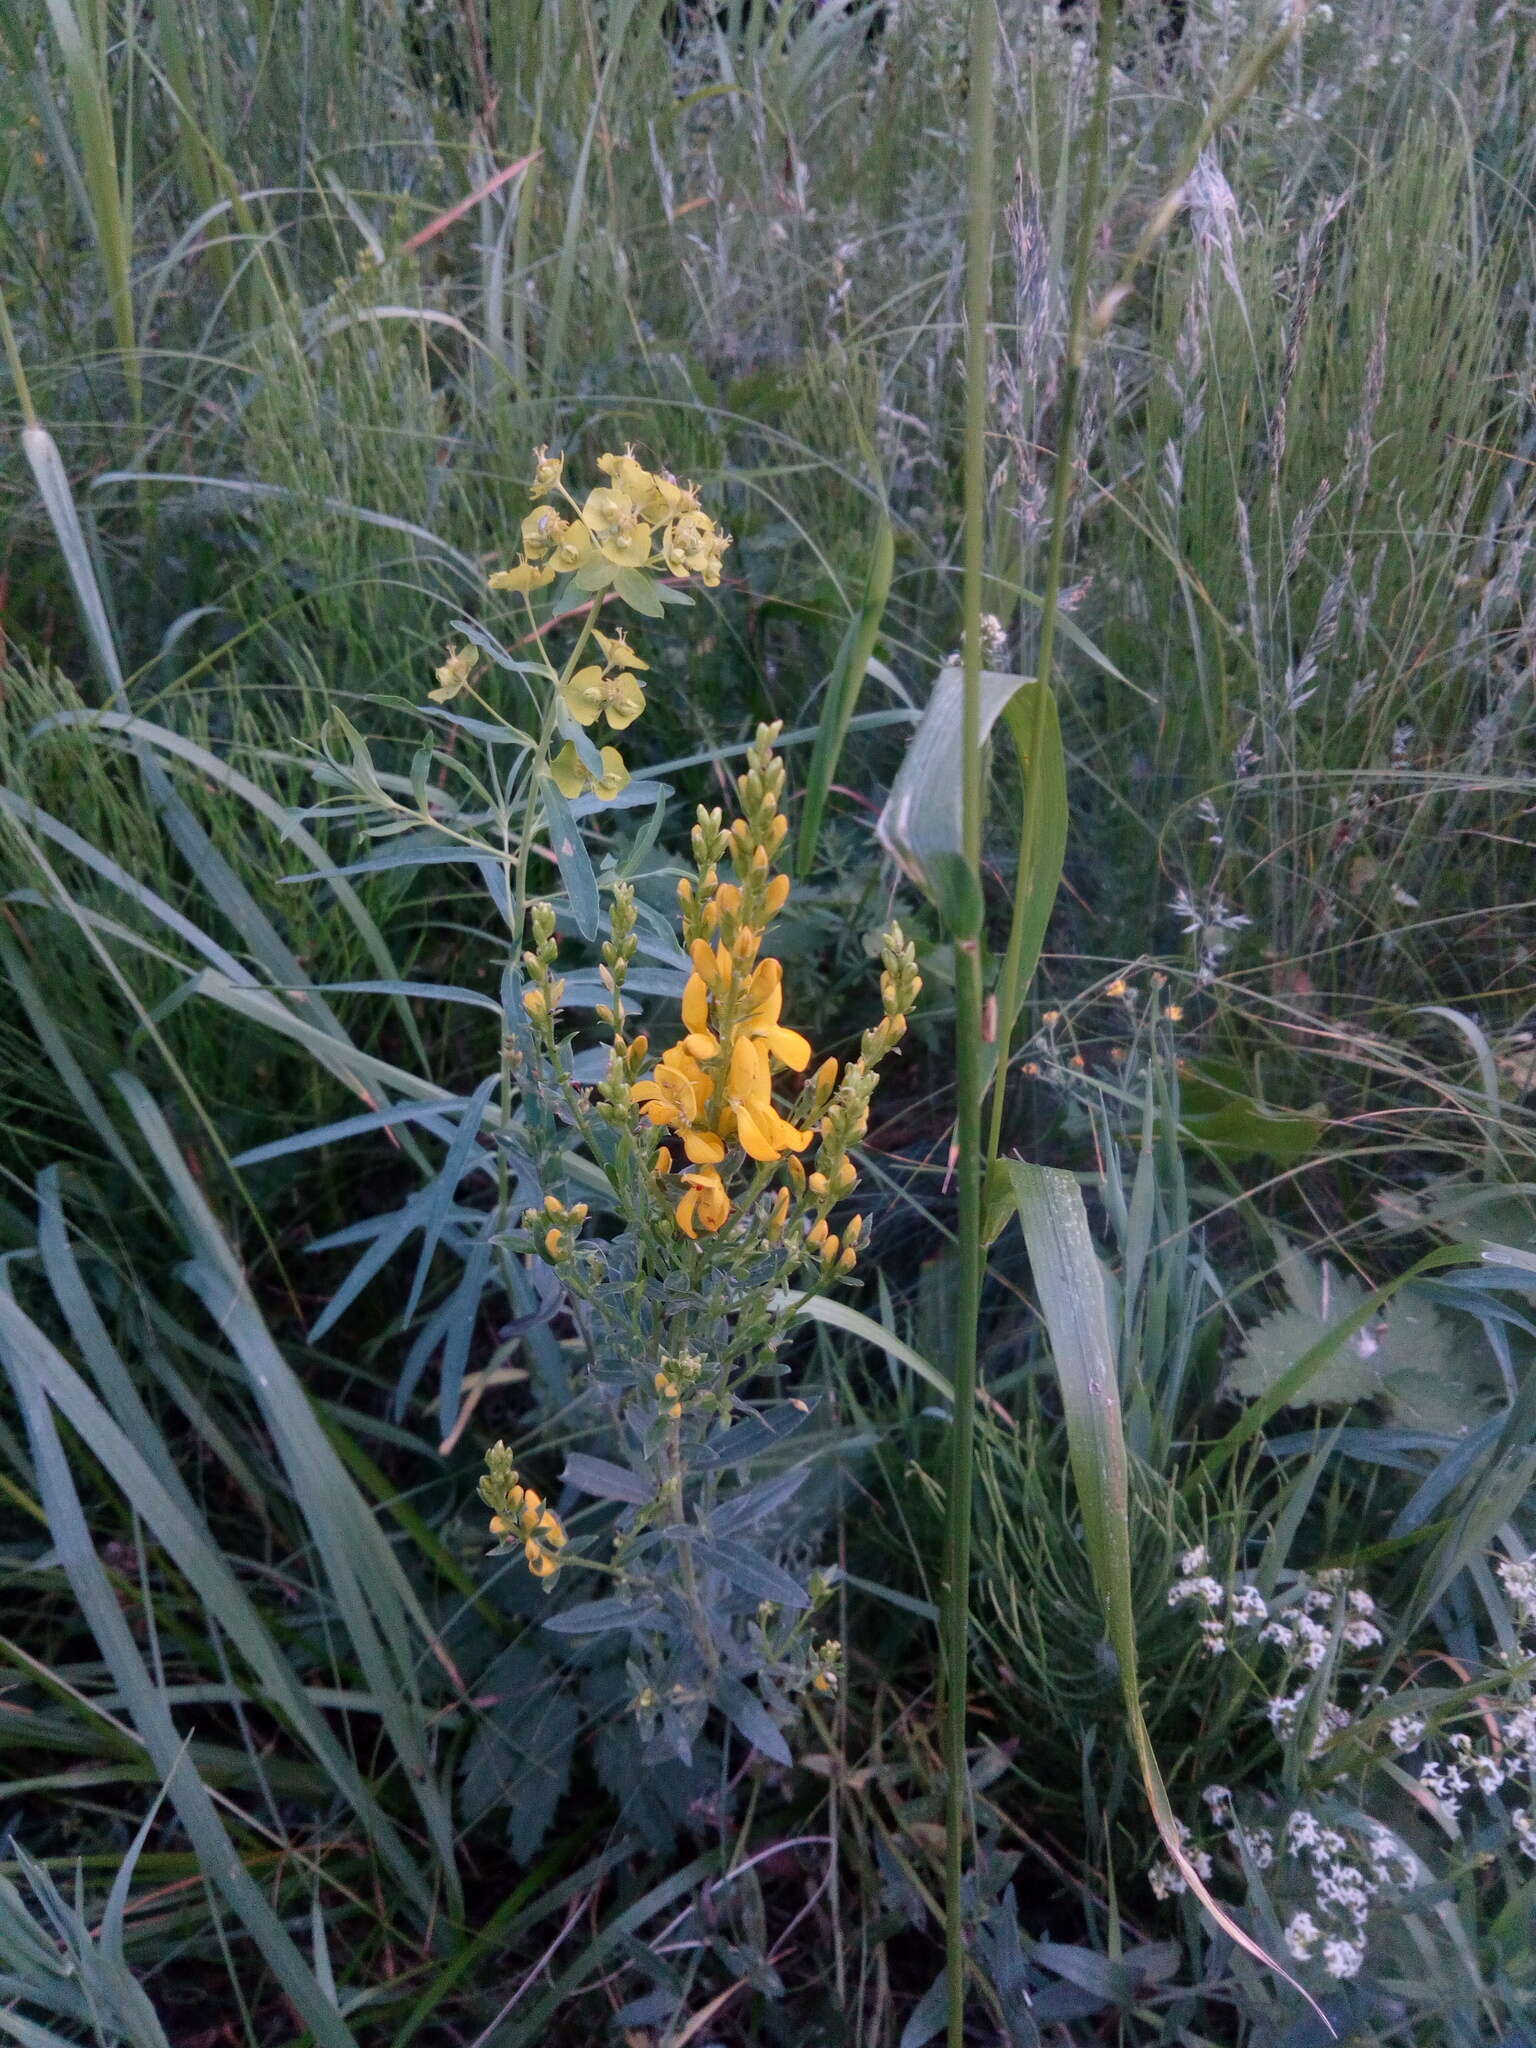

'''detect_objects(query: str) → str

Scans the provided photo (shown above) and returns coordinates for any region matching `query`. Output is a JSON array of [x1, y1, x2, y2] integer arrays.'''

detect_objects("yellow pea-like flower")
[[676, 1168, 730, 1239]]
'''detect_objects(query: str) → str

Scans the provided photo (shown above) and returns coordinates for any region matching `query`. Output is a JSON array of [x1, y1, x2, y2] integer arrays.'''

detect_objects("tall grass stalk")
[[942, 0, 997, 2034], [984, 0, 1120, 1166]]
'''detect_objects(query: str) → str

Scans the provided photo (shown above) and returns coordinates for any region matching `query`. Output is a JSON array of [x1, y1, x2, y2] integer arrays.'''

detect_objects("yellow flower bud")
[[530, 446, 564, 497]]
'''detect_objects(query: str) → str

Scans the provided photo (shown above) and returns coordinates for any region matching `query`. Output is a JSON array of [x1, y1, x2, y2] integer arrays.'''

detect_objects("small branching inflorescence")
[[408, 446, 920, 1768]]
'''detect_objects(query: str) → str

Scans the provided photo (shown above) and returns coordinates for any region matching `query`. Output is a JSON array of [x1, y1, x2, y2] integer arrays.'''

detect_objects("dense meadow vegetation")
[[2, 0, 1535, 2041]]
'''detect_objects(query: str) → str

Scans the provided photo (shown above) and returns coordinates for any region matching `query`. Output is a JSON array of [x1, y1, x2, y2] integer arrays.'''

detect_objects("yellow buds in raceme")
[[479, 1446, 567, 1581], [523, 982, 564, 1022]]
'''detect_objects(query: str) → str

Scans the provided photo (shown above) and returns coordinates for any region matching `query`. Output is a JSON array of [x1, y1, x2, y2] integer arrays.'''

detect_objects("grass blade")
[[0, 1307, 362, 2048], [795, 504, 893, 876]]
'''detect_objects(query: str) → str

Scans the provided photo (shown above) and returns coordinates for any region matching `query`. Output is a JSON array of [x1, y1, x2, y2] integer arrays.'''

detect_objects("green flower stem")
[[984, 0, 1121, 1168], [511, 594, 603, 940], [943, 0, 997, 2035]]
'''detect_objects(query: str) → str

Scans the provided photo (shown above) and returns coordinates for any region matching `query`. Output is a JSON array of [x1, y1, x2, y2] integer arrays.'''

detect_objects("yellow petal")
[[552, 520, 597, 572], [595, 628, 649, 671], [681, 1128, 727, 1165], [763, 1025, 813, 1071], [603, 674, 646, 730], [559, 665, 608, 726], [681, 973, 711, 1035], [488, 559, 556, 594], [594, 748, 630, 800], [597, 521, 653, 569], [549, 741, 588, 800]]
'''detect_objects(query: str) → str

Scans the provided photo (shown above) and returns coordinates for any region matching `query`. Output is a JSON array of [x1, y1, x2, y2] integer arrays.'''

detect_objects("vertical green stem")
[[943, 0, 996, 2036], [984, 0, 1121, 1168]]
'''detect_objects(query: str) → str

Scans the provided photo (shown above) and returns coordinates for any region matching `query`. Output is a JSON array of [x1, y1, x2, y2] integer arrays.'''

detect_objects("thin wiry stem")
[[943, 0, 997, 2035]]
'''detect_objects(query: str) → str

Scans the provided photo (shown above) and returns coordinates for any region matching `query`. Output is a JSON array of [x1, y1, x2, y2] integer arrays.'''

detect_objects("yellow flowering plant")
[[306, 446, 916, 1770], [512, 723, 919, 1766]]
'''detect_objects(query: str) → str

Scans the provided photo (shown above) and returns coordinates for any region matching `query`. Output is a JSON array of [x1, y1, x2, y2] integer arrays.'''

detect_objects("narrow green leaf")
[[796, 507, 894, 875]]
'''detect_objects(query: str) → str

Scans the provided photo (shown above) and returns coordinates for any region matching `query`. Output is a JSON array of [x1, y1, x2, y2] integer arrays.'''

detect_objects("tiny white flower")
[[1169, 1575, 1224, 1611], [1284, 1910, 1320, 1960], [1230, 1584, 1268, 1628], [1469, 1751, 1505, 1796], [1179, 1543, 1210, 1575], [1387, 1714, 1426, 1753], [1512, 1808, 1536, 1861], [1343, 1617, 1383, 1650], [1285, 1809, 1322, 1854], [1203, 1784, 1234, 1822], [1149, 1859, 1186, 1899], [1238, 1825, 1275, 1870], [1322, 1936, 1364, 1980]]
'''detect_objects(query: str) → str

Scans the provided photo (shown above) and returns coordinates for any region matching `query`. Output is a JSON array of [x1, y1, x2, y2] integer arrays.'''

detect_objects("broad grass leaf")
[[878, 667, 1065, 962], [1007, 1161, 1323, 2020]]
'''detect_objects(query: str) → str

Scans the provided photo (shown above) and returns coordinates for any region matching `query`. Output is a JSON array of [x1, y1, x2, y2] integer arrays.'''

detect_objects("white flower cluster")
[[1147, 1817, 1213, 1901], [1167, 1552, 1380, 1691], [1275, 1810, 1418, 1980], [1155, 1549, 1536, 1983], [1499, 1555, 1536, 1634]]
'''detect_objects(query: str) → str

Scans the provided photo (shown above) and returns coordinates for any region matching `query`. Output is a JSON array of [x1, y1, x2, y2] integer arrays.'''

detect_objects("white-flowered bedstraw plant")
[[1156, 1544, 1536, 1990]]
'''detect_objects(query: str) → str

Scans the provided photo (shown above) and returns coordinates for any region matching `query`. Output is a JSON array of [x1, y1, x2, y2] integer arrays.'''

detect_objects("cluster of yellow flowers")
[[429, 447, 731, 804], [520, 723, 920, 1259], [478, 1441, 567, 1579], [631, 738, 828, 1239], [488, 446, 731, 597]]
